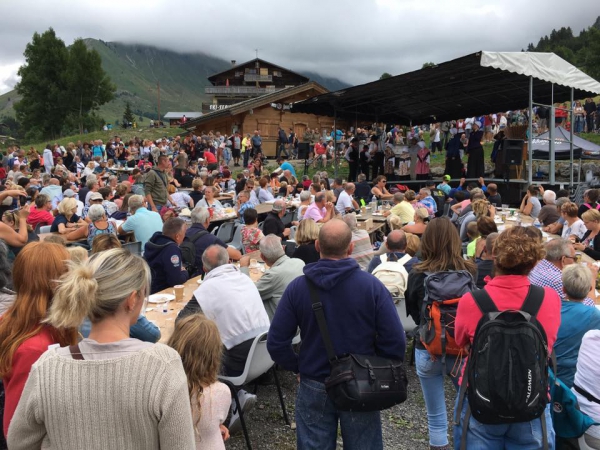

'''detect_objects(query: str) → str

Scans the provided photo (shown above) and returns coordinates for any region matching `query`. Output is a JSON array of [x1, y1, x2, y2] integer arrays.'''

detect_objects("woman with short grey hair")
[[553, 263, 600, 389], [87, 204, 118, 248]]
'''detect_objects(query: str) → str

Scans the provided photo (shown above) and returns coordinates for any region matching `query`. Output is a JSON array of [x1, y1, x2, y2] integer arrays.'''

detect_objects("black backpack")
[[430, 189, 447, 218], [179, 230, 208, 275], [456, 285, 550, 449]]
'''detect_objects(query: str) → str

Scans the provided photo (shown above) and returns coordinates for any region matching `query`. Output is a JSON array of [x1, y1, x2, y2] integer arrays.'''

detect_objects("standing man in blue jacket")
[[144, 217, 189, 294], [267, 219, 406, 450]]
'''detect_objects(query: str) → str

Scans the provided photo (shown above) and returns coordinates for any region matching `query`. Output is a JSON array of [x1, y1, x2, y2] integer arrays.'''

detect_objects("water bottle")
[[370, 195, 378, 211], [533, 218, 542, 230]]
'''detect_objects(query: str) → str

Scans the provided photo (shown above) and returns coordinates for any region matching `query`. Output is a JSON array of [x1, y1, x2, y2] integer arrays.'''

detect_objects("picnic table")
[[146, 250, 264, 343]]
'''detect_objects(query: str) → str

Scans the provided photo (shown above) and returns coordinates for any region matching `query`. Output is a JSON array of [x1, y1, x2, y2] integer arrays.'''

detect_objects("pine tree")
[[123, 102, 134, 127]]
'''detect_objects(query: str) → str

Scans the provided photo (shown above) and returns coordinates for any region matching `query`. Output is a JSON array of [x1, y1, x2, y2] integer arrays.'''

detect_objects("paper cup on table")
[[174, 285, 185, 302]]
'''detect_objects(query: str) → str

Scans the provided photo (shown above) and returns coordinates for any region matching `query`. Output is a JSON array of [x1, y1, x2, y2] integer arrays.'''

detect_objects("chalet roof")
[[163, 112, 202, 119], [183, 81, 328, 129], [291, 51, 600, 125], [207, 58, 310, 83]]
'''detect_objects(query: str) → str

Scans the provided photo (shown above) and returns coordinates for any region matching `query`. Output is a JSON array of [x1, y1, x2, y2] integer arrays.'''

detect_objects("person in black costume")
[[466, 121, 485, 178], [444, 128, 464, 179], [347, 138, 360, 182]]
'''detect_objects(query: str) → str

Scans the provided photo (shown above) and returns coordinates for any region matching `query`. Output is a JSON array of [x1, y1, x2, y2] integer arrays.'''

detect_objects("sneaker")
[[228, 390, 257, 435]]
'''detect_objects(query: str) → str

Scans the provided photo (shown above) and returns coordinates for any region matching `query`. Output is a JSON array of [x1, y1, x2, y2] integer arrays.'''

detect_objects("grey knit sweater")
[[7, 343, 195, 450]]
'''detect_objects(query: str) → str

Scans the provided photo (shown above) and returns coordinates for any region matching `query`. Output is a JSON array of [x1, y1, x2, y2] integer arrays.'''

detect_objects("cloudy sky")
[[0, 0, 598, 95]]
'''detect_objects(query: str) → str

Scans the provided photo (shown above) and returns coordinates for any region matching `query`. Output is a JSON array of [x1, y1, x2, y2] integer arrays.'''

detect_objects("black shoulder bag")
[[307, 279, 408, 412]]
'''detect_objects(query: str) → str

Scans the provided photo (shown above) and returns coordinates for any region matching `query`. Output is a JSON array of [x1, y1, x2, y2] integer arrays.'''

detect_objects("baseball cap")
[[89, 192, 103, 201], [444, 175, 451, 181], [63, 189, 76, 198]]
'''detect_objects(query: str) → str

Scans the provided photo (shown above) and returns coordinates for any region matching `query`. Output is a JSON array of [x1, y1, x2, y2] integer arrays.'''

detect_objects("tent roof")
[[291, 51, 600, 125], [531, 126, 600, 152]]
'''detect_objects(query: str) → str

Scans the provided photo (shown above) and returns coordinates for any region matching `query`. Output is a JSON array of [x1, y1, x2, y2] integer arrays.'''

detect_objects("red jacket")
[[2, 326, 59, 435], [455, 275, 561, 383], [26, 206, 54, 228], [204, 151, 217, 164]]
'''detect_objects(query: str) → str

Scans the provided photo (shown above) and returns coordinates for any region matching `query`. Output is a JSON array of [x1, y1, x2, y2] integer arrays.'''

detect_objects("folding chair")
[[219, 332, 290, 450], [284, 240, 296, 257], [122, 241, 142, 256], [258, 221, 264, 231], [229, 224, 244, 253], [289, 225, 297, 241], [216, 221, 236, 244], [39, 225, 52, 234]]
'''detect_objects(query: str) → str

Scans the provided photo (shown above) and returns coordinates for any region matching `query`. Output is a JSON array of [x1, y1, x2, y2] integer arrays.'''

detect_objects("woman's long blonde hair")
[[167, 314, 223, 430]]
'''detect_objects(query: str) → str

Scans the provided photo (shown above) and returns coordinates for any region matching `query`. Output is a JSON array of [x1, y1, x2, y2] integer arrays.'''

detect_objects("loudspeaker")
[[503, 139, 524, 165], [297, 142, 310, 159]]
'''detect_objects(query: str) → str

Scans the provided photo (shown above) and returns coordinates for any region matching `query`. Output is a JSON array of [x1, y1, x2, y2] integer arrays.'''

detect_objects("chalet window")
[[235, 71, 243, 77], [273, 71, 282, 77]]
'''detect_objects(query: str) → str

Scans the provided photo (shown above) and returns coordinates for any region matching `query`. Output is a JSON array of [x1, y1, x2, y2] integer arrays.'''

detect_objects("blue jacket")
[[144, 232, 189, 294], [267, 258, 406, 382], [555, 301, 600, 388]]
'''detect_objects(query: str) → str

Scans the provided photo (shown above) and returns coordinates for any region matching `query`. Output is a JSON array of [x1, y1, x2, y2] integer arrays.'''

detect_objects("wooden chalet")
[[202, 58, 310, 113], [185, 81, 349, 157]]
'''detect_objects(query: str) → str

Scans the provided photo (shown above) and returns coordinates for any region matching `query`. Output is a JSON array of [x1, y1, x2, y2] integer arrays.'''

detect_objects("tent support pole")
[[570, 88, 574, 189], [549, 84, 555, 185], [333, 109, 338, 177], [528, 76, 533, 185]]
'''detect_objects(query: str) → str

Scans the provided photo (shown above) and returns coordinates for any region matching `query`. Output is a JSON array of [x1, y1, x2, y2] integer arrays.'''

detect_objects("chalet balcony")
[[204, 86, 282, 95], [244, 74, 273, 82]]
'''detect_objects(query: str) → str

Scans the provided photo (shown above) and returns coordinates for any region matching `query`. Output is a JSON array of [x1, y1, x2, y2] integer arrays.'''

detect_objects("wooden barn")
[[184, 81, 350, 157]]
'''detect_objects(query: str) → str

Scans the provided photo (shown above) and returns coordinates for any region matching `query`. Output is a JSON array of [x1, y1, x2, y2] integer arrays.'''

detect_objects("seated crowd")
[[2, 137, 600, 450]]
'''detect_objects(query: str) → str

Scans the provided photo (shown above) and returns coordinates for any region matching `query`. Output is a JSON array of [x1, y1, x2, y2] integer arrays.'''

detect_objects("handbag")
[[307, 279, 408, 412]]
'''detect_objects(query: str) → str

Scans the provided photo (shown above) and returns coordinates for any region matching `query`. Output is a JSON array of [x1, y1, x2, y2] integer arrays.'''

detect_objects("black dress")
[[466, 130, 485, 178], [445, 135, 464, 179]]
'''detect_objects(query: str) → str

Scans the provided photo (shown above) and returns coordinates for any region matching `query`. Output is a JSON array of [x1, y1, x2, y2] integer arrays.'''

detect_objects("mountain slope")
[[0, 39, 351, 126]]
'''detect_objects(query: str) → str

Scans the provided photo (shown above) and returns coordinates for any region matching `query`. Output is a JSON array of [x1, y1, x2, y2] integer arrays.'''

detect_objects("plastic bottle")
[[533, 218, 542, 230]]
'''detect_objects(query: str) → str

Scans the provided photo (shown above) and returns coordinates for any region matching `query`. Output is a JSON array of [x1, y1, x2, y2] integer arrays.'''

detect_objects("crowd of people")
[[1, 122, 600, 450]]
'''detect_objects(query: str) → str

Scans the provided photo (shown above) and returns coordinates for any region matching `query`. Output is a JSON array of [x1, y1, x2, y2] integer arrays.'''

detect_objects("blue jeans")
[[415, 348, 460, 447], [296, 378, 382, 450], [453, 397, 555, 449]]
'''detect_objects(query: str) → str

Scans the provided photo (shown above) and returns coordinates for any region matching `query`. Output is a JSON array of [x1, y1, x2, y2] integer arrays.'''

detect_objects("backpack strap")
[[471, 288, 498, 315], [520, 285, 545, 319], [306, 278, 338, 363], [190, 229, 209, 243], [69, 344, 85, 360]]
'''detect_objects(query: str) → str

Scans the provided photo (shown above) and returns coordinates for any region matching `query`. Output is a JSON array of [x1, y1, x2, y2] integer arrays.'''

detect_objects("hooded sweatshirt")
[[143, 232, 188, 294], [193, 264, 269, 350], [267, 258, 406, 382]]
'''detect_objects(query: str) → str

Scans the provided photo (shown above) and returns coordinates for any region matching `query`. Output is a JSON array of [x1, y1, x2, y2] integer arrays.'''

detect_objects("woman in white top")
[[561, 201, 587, 241], [168, 314, 231, 450], [197, 186, 223, 212], [7, 249, 195, 450], [257, 177, 274, 203], [168, 185, 194, 209]]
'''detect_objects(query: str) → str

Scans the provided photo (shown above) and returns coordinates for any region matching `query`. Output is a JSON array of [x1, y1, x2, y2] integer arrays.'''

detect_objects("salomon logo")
[[380, 384, 390, 390], [526, 369, 532, 402]]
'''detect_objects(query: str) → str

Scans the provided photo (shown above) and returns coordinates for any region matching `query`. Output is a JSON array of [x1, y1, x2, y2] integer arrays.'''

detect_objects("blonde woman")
[[7, 249, 195, 449], [51, 198, 87, 241], [402, 207, 429, 237], [168, 314, 231, 449], [291, 218, 320, 264]]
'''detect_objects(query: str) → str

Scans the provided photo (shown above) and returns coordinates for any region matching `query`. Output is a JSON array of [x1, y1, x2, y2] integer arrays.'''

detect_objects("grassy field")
[[1, 127, 187, 152]]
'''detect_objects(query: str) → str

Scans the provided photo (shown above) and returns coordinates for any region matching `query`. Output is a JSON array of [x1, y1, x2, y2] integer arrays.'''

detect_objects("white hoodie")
[[194, 264, 269, 349]]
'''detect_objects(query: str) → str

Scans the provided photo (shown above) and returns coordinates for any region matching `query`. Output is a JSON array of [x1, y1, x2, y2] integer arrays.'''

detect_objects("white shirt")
[[561, 219, 586, 240], [336, 190, 354, 215], [170, 192, 192, 208], [572, 330, 600, 439]]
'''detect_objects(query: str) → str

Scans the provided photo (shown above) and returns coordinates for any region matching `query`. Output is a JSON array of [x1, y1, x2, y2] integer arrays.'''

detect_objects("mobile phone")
[[19, 196, 31, 207]]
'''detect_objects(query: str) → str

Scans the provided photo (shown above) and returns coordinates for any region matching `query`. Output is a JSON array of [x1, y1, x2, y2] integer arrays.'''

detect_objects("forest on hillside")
[[526, 16, 600, 81]]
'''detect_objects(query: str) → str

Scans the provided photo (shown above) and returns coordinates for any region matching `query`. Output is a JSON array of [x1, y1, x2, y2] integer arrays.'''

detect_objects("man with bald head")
[[267, 219, 406, 449], [367, 229, 415, 274]]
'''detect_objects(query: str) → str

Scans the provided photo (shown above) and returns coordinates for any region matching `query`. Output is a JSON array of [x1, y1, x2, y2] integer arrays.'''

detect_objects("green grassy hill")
[[0, 39, 351, 128]]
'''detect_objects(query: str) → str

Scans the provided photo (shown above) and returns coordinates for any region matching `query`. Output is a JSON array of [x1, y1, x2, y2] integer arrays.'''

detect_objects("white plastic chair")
[[219, 332, 290, 450], [578, 435, 594, 450], [229, 224, 244, 253], [39, 225, 52, 234]]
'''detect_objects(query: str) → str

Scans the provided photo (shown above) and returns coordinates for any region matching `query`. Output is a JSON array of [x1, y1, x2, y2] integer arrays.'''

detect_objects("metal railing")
[[204, 86, 282, 95], [244, 74, 272, 82]]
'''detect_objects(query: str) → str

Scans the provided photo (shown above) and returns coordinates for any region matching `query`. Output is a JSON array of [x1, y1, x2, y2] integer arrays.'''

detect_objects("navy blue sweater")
[[267, 258, 406, 382], [144, 232, 189, 294]]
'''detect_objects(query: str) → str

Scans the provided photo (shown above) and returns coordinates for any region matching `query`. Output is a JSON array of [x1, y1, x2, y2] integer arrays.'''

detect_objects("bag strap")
[[190, 229, 209, 243], [69, 343, 85, 361], [520, 285, 545, 319], [306, 278, 338, 363], [573, 384, 600, 405], [471, 288, 498, 315]]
